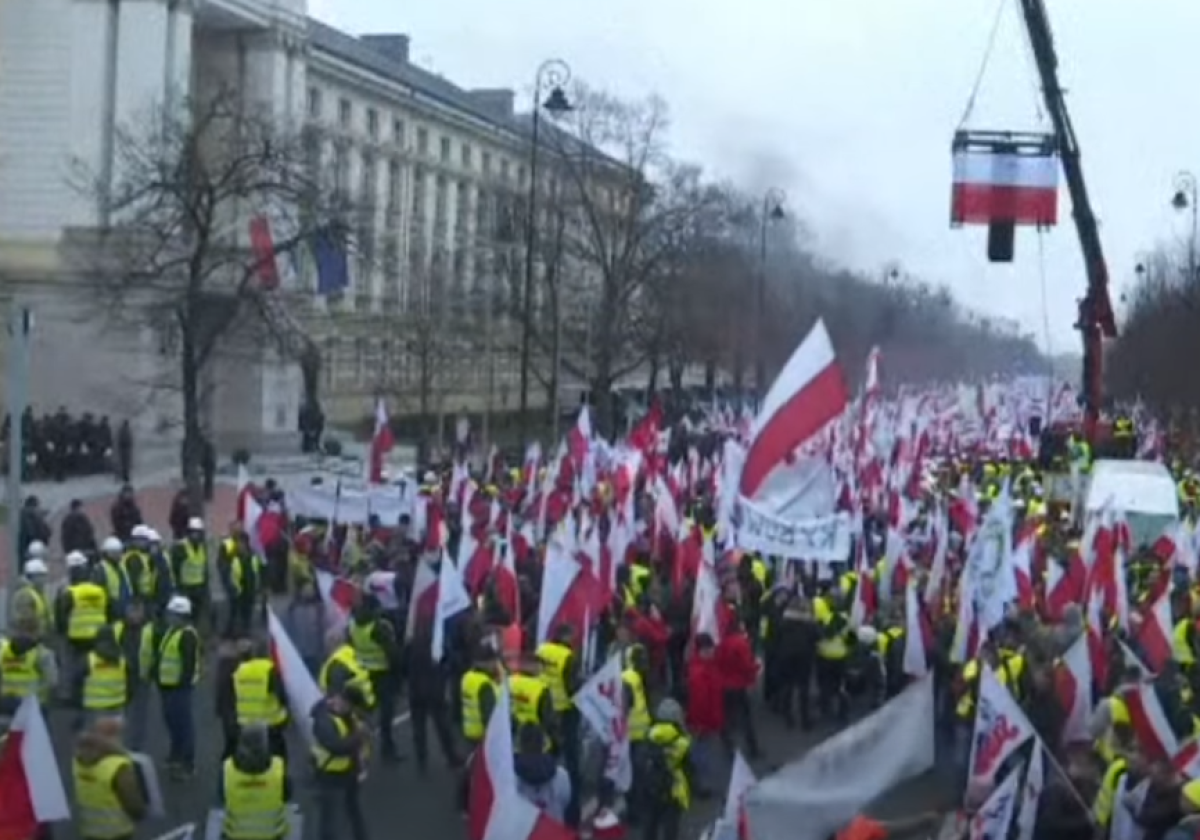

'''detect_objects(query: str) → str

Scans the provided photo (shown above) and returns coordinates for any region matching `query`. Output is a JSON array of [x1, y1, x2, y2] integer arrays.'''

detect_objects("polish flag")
[[1055, 634, 1092, 743], [739, 319, 848, 500], [1134, 588, 1174, 674], [248, 214, 282, 289], [1043, 552, 1087, 622], [468, 687, 576, 840], [950, 149, 1058, 227], [315, 569, 358, 634], [0, 697, 71, 840], [266, 609, 323, 744], [406, 558, 439, 639], [369, 398, 395, 484], [568, 406, 592, 468], [536, 535, 605, 648], [432, 549, 472, 662], [1121, 681, 1179, 761]]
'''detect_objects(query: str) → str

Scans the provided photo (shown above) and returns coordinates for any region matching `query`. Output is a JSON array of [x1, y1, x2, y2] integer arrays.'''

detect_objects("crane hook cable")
[[1010, 0, 1048, 125], [955, 0, 1009, 130]]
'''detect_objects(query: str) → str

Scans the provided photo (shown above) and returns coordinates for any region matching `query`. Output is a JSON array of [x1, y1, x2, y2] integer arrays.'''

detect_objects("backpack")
[[637, 741, 675, 804]]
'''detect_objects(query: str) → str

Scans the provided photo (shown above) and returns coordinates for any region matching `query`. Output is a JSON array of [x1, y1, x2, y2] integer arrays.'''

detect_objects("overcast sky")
[[309, 0, 1200, 353]]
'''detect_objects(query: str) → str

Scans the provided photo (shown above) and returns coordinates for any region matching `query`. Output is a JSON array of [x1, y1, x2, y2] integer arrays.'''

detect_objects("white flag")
[[571, 653, 632, 792]]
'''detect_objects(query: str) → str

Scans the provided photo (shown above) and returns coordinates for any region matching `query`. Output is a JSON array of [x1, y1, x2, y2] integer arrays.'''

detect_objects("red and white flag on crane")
[[950, 149, 1059, 227]]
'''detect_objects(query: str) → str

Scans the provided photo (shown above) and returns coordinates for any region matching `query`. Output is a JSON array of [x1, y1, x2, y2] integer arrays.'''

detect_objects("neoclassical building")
[[0, 0, 571, 451]]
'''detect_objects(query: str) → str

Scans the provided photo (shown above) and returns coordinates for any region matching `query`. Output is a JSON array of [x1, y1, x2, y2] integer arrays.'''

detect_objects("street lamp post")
[[755, 189, 786, 406], [517, 59, 572, 445], [1172, 171, 1198, 283]]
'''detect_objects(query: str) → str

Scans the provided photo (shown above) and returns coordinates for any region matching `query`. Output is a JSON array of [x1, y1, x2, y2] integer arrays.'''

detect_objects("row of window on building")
[[306, 86, 524, 182], [323, 335, 521, 390]]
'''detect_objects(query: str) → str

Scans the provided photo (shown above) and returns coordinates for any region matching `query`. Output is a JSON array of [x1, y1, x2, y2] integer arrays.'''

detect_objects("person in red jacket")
[[623, 607, 670, 690], [686, 633, 725, 795], [715, 615, 763, 760]]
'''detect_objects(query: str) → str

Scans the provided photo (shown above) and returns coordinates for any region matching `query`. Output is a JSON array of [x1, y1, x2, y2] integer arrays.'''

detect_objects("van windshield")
[[1125, 512, 1177, 549]]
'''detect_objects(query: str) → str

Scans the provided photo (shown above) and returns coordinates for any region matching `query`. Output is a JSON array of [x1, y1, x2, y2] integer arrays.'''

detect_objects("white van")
[[1082, 459, 1180, 547]]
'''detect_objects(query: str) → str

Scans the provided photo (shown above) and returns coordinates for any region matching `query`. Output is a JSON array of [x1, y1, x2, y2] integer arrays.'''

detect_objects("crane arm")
[[1017, 0, 1116, 441]]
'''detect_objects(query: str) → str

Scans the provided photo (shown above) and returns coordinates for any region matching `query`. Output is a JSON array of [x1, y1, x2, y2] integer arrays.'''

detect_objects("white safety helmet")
[[66, 550, 89, 569], [166, 595, 192, 616], [101, 536, 123, 554], [23, 558, 48, 576], [130, 525, 151, 541], [25, 541, 46, 560], [856, 626, 879, 646], [187, 517, 205, 532]]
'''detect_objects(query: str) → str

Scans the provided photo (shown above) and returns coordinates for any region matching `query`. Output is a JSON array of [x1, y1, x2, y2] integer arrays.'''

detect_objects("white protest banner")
[[572, 653, 632, 792], [734, 498, 851, 562], [744, 673, 935, 840]]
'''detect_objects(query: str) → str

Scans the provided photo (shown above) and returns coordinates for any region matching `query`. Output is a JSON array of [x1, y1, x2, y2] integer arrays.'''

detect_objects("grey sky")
[[310, 0, 1200, 353]]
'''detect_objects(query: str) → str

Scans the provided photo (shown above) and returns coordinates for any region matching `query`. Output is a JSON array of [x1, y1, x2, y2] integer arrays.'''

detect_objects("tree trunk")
[[646, 355, 659, 395], [180, 331, 205, 516], [300, 343, 323, 424], [668, 358, 684, 394]]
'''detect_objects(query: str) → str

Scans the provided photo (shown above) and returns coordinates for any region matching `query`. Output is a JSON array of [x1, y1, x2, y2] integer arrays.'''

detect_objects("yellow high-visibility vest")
[[509, 672, 547, 727], [311, 713, 355, 774], [0, 639, 41, 699], [67, 582, 108, 641], [349, 620, 388, 673], [74, 754, 136, 840], [461, 670, 495, 741], [233, 658, 287, 726], [648, 722, 692, 809], [535, 641, 573, 711], [83, 652, 128, 710], [318, 645, 376, 708], [622, 668, 651, 742], [222, 756, 288, 840], [180, 542, 208, 587], [157, 626, 199, 687]]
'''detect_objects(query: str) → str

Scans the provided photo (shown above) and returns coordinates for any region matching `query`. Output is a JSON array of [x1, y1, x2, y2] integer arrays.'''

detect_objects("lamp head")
[[1173, 190, 1190, 211], [542, 86, 572, 115]]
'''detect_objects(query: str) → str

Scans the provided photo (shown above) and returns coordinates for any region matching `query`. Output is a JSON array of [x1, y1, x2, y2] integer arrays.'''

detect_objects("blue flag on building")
[[312, 231, 349, 295]]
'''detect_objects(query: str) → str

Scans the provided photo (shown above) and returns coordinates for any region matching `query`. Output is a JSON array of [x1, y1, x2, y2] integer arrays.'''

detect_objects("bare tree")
[[1109, 241, 1200, 417], [68, 88, 349, 510], [545, 88, 724, 433]]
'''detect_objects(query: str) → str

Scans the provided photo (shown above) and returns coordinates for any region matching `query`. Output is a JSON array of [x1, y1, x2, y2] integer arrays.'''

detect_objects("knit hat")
[[654, 698, 684, 725]]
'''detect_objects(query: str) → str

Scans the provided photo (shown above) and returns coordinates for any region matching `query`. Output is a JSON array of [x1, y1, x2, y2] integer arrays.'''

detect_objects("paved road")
[[43, 659, 948, 840], [0, 482, 238, 587]]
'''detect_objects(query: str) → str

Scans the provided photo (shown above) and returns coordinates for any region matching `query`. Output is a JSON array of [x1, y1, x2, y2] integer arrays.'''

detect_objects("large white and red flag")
[[950, 148, 1058, 227], [267, 609, 323, 745], [469, 687, 575, 840], [734, 319, 850, 561], [0, 696, 71, 840]]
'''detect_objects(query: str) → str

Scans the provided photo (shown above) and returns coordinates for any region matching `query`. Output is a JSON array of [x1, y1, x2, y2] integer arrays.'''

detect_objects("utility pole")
[[3, 303, 32, 630]]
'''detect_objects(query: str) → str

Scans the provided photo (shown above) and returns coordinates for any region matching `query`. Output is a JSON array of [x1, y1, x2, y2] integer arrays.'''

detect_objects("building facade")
[[0, 0, 568, 452]]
